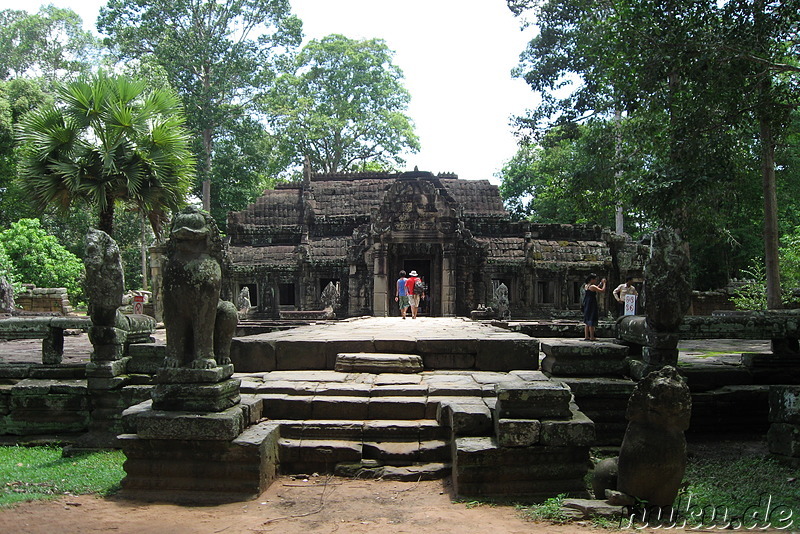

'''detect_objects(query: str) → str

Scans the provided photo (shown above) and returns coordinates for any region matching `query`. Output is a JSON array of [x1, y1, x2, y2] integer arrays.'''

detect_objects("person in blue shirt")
[[394, 270, 410, 319]]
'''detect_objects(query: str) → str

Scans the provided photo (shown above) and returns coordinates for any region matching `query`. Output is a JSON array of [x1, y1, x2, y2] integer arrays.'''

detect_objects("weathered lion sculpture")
[[163, 207, 237, 369]]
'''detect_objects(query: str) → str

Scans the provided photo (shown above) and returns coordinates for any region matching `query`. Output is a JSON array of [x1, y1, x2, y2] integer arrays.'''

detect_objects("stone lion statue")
[[163, 207, 237, 369]]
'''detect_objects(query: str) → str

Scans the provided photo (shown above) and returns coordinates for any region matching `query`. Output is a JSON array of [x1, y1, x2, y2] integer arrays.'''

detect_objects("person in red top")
[[405, 270, 425, 319]]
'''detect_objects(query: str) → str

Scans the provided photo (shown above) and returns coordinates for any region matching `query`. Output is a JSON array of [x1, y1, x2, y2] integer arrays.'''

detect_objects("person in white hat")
[[404, 270, 425, 319]]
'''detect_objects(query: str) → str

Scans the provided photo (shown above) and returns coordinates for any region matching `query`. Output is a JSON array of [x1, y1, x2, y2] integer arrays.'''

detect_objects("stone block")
[[438, 399, 492, 436], [769, 385, 800, 424], [87, 375, 131, 390], [417, 337, 478, 354], [151, 378, 241, 412], [476, 338, 539, 371], [768, 423, 800, 457], [422, 353, 476, 369], [88, 326, 128, 347], [311, 396, 369, 419], [373, 338, 417, 353], [230, 337, 276, 373], [495, 379, 572, 419], [155, 364, 234, 384], [495, 418, 541, 447], [334, 352, 423, 373], [368, 396, 426, 420], [275, 339, 327, 370], [539, 404, 595, 446], [10, 394, 89, 411], [324, 340, 376, 367], [260, 394, 313, 420], [86, 358, 130, 378], [129, 403, 246, 440]]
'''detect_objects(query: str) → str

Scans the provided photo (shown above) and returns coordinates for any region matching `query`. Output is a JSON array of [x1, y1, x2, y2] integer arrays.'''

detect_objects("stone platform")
[[230, 317, 540, 373]]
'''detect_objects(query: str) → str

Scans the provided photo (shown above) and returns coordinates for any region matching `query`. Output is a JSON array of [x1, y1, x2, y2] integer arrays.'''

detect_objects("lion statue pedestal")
[[152, 207, 239, 412]]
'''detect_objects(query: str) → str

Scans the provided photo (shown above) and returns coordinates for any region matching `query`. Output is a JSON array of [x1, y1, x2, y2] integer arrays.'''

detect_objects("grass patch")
[[516, 493, 570, 524], [676, 456, 800, 529], [0, 445, 125, 507]]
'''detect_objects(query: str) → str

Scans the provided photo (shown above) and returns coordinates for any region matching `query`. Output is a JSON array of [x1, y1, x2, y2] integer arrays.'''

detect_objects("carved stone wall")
[[226, 171, 646, 318]]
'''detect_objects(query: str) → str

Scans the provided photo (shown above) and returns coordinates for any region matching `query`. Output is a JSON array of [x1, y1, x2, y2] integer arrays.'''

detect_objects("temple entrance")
[[403, 259, 431, 316]]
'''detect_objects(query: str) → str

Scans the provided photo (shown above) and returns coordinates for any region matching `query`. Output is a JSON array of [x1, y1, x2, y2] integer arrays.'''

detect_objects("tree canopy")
[[98, 0, 303, 216], [16, 72, 194, 237], [503, 0, 800, 293], [264, 34, 420, 174], [0, 5, 98, 83]]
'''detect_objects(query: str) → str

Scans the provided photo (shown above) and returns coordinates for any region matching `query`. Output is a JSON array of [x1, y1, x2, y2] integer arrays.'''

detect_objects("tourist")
[[394, 270, 410, 319], [405, 270, 425, 319], [613, 276, 638, 316], [582, 273, 606, 340]]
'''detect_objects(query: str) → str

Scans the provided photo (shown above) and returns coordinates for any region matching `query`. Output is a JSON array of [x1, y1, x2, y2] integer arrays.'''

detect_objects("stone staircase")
[[240, 366, 500, 479]]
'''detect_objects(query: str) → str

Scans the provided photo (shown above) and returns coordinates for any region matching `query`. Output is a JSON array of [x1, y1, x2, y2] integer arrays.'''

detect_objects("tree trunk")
[[754, 0, 781, 309], [202, 127, 212, 212], [98, 197, 115, 237], [760, 114, 781, 309]]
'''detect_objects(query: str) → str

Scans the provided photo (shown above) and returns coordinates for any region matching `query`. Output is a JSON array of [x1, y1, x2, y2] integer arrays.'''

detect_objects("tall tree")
[[0, 5, 98, 82], [98, 0, 303, 214], [264, 34, 420, 174], [508, 0, 800, 299], [16, 72, 194, 237]]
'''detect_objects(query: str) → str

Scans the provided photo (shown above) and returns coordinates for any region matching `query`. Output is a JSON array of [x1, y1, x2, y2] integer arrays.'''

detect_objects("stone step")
[[334, 461, 451, 481], [278, 437, 450, 473], [260, 394, 437, 420], [335, 353, 423, 374], [278, 419, 449, 441], [540, 339, 630, 377]]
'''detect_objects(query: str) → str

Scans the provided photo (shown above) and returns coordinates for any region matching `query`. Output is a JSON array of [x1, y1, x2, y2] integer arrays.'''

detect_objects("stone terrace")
[[230, 317, 539, 373]]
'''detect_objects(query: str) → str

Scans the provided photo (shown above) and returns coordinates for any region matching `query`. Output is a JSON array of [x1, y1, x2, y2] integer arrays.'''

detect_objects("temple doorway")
[[403, 259, 431, 316]]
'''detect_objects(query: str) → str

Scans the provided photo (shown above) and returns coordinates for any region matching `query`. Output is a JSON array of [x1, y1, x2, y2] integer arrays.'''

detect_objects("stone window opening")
[[536, 280, 556, 305], [278, 283, 296, 307]]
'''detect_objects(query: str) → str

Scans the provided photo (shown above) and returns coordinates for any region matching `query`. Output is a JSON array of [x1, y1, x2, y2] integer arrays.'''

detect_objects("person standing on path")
[[613, 276, 638, 316], [405, 270, 425, 319], [395, 270, 410, 319], [582, 273, 606, 340]]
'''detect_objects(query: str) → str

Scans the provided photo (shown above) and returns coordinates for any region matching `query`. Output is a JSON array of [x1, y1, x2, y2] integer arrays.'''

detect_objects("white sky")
[[4, 0, 539, 183]]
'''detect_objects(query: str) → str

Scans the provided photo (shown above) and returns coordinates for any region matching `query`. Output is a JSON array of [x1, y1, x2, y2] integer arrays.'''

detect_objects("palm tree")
[[17, 72, 195, 237]]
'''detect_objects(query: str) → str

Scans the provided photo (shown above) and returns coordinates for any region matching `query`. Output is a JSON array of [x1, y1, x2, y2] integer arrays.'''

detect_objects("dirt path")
[[0, 476, 613, 534]]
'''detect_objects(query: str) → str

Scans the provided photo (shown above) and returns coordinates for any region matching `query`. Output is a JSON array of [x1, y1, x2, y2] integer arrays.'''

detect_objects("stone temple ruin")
[[2, 171, 800, 512], [225, 170, 646, 318]]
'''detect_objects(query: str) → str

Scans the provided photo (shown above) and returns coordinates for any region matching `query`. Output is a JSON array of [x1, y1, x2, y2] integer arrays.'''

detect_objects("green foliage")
[[731, 261, 769, 311], [0, 219, 84, 300], [0, 445, 124, 507], [98, 0, 303, 222], [0, 6, 98, 83], [516, 493, 570, 523], [507, 0, 800, 292], [264, 34, 419, 174], [0, 78, 51, 228], [16, 71, 194, 237], [680, 456, 800, 529]]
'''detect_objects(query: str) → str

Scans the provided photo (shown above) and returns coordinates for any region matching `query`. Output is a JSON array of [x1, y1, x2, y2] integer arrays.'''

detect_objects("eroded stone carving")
[[237, 286, 252, 313], [495, 283, 510, 320], [617, 366, 691, 507], [163, 207, 237, 369], [84, 229, 125, 328], [0, 275, 15, 314], [320, 281, 340, 311]]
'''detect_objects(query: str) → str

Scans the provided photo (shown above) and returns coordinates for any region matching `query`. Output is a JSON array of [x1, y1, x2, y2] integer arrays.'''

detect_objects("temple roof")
[[226, 172, 509, 239]]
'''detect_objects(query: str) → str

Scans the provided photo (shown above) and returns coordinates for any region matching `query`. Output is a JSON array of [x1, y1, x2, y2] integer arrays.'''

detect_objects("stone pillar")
[[442, 245, 457, 317], [372, 244, 389, 317], [148, 244, 165, 322]]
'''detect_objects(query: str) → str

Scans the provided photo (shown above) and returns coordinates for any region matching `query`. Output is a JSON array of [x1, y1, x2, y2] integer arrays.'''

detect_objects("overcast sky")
[[3, 0, 539, 183]]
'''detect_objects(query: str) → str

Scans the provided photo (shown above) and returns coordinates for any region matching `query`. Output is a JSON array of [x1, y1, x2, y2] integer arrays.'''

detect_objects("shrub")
[[0, 218, 84, 301]]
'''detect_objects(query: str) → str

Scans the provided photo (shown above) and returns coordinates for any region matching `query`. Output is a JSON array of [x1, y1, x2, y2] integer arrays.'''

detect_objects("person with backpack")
[[405, 270, 426, 319], [394, 270, 410, 319]]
